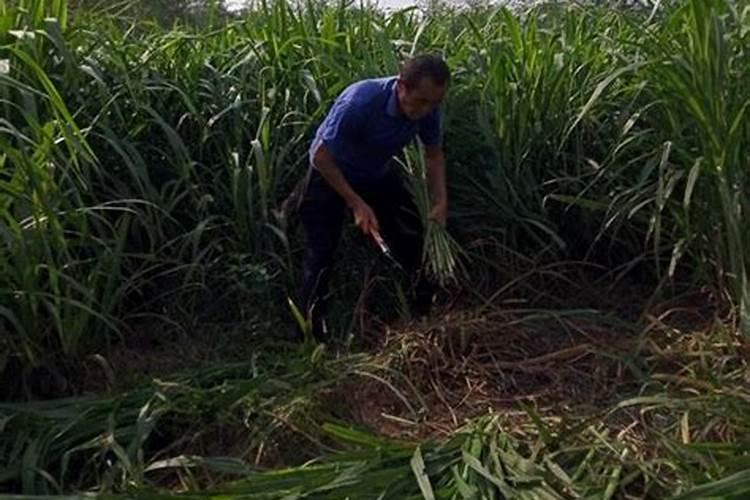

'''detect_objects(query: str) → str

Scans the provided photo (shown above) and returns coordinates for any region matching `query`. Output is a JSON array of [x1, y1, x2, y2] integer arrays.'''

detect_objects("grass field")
[[1, 0, 749, 497]]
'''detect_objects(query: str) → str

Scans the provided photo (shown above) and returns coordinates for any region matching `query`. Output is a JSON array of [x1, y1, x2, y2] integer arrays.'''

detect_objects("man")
[[298, 54, 450, 339]]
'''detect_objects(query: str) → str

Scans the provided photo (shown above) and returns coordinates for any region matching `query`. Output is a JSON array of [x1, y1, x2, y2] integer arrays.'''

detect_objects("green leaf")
[[672, 469, 750, 500], [411, 446, 435, 500]]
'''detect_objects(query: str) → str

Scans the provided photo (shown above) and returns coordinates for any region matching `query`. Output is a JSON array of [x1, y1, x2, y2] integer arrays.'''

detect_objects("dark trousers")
[[298, 167, 433, 334]]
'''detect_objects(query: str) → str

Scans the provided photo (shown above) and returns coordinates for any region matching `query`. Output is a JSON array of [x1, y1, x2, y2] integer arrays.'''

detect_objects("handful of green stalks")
[[398, 141, 464, 287]]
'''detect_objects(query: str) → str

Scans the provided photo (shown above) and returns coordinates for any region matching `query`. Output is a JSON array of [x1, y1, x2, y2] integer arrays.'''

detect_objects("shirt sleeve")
[[417, 107, 442, 146], [318, 98, 366, 157]]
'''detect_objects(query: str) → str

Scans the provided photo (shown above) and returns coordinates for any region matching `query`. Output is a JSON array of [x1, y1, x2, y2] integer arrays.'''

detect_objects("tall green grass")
[[1, 0, 749, 478], [1, 0, 115, 386], [561, 0, 750, 333], [646, 0, 750, 334]]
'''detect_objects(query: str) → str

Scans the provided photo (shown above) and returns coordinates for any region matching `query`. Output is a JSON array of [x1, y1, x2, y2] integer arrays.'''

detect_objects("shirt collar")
[[385, 77, 401, 118]]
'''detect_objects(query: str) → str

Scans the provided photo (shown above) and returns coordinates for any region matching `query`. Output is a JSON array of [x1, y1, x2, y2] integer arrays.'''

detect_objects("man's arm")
[[424, 144, 447, 225], [313, 143, 379, 235]]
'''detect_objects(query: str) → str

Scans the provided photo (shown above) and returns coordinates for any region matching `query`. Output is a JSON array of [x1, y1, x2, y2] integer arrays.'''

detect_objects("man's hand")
[[429, 202, 447, 226], [349, 197, 380, 236]]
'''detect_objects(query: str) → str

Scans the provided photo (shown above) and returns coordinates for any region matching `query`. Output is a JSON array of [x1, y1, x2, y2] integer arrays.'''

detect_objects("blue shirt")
[[309, 76, 442, 184]]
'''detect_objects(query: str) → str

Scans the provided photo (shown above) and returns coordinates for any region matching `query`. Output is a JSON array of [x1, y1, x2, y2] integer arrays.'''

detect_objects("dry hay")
[[339, 307, 639, 439], [336, 288, 749, 461]]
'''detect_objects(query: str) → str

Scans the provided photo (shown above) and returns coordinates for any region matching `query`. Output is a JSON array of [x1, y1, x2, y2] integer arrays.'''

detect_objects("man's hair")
[[399, 54, 450, 89]]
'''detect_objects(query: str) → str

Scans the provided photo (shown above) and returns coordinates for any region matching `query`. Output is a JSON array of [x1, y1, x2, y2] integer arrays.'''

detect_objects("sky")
[[223, 0, 422, 12]]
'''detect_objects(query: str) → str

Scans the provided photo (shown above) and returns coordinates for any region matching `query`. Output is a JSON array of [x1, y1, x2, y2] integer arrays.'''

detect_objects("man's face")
[[396, 76, 447, 121]]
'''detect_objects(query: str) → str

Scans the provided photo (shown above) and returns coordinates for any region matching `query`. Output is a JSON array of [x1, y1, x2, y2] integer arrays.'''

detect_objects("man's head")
[[396, 54, 450, 121]]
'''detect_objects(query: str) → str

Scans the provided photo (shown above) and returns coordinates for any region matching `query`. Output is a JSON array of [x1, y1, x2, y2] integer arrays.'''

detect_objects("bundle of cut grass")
[[398, 141, 464, 288]]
